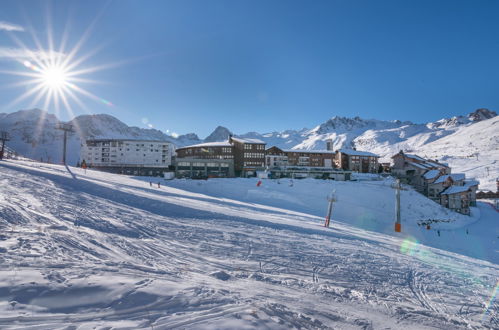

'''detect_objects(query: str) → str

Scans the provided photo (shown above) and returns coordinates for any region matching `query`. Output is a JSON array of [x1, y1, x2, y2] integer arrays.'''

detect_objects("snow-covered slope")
[[0, 160, 497, 329]]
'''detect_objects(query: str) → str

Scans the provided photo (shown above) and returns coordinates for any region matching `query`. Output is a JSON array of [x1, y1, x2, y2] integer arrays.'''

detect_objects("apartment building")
[[174, 141, 234, 178], [80, 139, 174, 176], [334, 149, 380, 173], [229, 137, 266, 176]]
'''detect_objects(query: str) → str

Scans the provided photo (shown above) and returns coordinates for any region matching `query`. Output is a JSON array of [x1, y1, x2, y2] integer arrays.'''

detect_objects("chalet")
[[426, 173, 465, 202], [334, 149, 380, 173], [391, 151, 450, 192], [390, 151, 479, 215], [440, 180, 479, 215]]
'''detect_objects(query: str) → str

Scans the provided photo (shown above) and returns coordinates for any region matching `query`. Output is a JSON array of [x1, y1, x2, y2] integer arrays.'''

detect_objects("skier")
[[149, 182, 152, 187], [157, 182, 161, 188]]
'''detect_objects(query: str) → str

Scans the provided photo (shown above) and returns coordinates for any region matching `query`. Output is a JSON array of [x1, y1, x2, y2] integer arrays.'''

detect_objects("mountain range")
[[0, 108, 497, 189]]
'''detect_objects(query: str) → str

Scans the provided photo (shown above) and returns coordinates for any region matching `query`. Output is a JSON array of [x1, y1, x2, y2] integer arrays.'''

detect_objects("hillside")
[[0, 159, 497, 328]]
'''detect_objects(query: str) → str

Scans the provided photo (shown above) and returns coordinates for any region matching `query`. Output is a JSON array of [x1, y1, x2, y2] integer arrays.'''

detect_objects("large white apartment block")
[[80, 139, 174, 175]]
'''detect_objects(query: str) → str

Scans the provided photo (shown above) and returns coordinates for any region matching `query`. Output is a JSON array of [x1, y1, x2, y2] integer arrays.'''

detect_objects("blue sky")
[[0, 0, 498, 138]]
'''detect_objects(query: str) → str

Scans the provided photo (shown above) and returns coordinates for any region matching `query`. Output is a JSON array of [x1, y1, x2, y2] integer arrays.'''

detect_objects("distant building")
[[174, 141, 234, 178], [229, 137, 266, 177], [266, 146, 336, 168], [263, 146, 351, 180], [265, 146, 289, 167], [175, 137, 266, 178], [334, 149, 380, 173], [391, 151, 450, 192], [285, 149, 336, 167], [80, 139, 174, 176], [390, 150, 478, 215]]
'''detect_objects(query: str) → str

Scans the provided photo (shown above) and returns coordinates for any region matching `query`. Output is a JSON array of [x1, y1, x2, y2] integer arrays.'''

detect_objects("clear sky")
[[0, 0, 498, 138]]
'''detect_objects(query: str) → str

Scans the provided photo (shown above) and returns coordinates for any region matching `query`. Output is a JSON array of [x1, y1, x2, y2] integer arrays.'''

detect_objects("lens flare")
[[482, 280, 499, 319], [400, 237, 419, 256]]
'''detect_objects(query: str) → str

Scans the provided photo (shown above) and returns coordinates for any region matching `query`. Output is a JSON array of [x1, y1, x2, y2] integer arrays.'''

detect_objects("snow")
[[2, 108, 497, 189], [465, 180, 480, 187], [0, 159, 497, 329], [404, 154, 428, 162], [423, 170, 440, 180], [337, 149, 379, 157], [230, 137, 265, 144], [434, 174, 466, 184], [441, 186, 472, 195], [283, 149, 336, 154], [178, 141, 232, 148]]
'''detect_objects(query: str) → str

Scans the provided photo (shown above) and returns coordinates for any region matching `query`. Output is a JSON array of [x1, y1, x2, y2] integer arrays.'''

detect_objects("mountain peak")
[[468, 108, 497, 122], [204, 126, 233, 142]]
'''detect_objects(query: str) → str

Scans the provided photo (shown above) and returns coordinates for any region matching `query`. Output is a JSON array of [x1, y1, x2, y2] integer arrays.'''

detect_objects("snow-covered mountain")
[[204, 125, 232, 142], [0, 109, 201, 165], [1, 108, 497, 188]]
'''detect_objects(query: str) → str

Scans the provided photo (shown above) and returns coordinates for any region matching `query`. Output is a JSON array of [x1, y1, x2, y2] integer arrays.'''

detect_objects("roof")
[[177, 141, 232, 149], [426, 162, 448, 167], [434, 173, 465, 184], [464, 180, 480, 187], [423, 170, 440, 180], [284, 149, 336, 154], [85, 138, 171, 144], [409, 162, 432, 170], [337, 149, 379, 157], [404, 154, 427, 162], [230, 137, 265, 144], [441, 186, 471, 195]]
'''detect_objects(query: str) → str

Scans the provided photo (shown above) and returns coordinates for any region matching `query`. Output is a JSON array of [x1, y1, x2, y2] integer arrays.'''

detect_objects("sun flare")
[[41, 65, 68, 90], [1, 19, 117, 120]]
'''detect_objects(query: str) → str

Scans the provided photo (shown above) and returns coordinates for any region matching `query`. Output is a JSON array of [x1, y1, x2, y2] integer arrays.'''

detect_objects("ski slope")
[[0, 160, 497, 329]]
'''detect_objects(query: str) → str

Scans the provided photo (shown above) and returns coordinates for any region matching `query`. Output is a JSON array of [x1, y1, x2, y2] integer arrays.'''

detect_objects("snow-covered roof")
[[230, 137, 265, 144], [284, 149, 336, 154], [441, 186, 470, 195], [404, 154, 427, 162], [86, 138, 170, 143], [337, 149, 379, 157], [410, 162, 432, 170], [177, 141, 232, 149], [464, 180, 480, 188], [434, 173, 465, 184], [426, 161, 448, 168], [423, 170, 440, 180]]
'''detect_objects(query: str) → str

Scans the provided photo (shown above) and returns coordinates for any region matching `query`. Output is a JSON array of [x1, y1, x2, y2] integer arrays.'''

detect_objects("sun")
[[41, 65, 68, 90], [1, 20, 117, 119]]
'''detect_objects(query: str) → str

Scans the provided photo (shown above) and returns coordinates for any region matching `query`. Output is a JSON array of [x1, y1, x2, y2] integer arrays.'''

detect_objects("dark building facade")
[[175, 138, 266, 178], [229, 137, 266, 176]]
